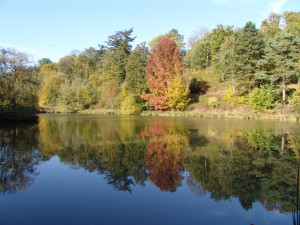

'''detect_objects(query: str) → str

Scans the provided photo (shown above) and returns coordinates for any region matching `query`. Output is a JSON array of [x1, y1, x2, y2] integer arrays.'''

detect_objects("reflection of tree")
[[38, 116, 148, 192], [145, 138, 182, 192], [183, 129, 299, 212], [0, 123, 40, 194], [141, 119, 188, 192], [36, 114, 300, 216], [289, 129, 300, 225]]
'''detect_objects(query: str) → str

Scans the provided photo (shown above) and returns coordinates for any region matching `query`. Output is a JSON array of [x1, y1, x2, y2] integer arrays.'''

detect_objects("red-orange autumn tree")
[[142, 37, 182, 110]]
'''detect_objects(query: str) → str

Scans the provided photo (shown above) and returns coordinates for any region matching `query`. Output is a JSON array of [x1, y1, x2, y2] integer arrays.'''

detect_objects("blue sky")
[[0, 0, 299, 62]]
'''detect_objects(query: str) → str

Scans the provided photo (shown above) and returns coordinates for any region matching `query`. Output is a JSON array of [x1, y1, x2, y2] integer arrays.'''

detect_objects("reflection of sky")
[[0, 156, 292, 225]]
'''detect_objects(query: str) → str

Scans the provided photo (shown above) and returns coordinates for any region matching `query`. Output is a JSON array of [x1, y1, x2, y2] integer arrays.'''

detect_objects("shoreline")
[[75, 108, 300, 123]]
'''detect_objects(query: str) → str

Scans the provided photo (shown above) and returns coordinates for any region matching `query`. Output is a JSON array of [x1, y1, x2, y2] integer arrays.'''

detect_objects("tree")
[[207, 25, 233, 58], [124, 42, 148, 94], [283, 11, 300, 36], [188, 27, 209, 48], [148, 29, 185, 52], [256, 32, 300, 105], [260, 13, 283, 38], [142, 37, 181, 110], [214, 35, 236, 83], [231, 22, 265, 91], [165, 76, 190, 110], [101, 28, 136, 84], [37, 58, 52, 67], [0, 47, 38, 109], [57, 54, 77, 77]]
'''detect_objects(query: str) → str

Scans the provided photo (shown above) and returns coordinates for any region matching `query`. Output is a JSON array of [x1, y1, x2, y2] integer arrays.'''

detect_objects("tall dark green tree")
[[124, 42, 148, 94], [256, 32, 300, 105], [101, 28, 136, 84], [231, 22, 265, 91]]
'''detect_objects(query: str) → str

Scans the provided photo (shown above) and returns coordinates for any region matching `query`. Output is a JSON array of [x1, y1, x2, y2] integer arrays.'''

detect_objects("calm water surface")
[[1, 114, 300, 225]]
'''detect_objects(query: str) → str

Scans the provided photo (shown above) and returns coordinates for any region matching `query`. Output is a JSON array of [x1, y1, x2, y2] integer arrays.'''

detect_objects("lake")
[[0, 114, 300, 225]]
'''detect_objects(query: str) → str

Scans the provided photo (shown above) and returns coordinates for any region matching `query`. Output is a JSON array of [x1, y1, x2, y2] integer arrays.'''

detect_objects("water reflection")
[[0, 115, 300, 217], [0, 123, 41, 194]]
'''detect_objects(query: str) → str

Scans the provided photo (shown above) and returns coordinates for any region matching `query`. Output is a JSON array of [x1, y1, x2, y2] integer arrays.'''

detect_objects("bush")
[[247, 86, 280, 110], [58, 77, 98, 111], [224, 87, 245, 106], [120, 94, 142, 115], [208, 97, 219, 108], [290, 86, 300, 112]]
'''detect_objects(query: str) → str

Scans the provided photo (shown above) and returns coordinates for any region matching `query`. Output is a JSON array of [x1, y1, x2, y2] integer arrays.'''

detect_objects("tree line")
[[0, 11, 299, 117]]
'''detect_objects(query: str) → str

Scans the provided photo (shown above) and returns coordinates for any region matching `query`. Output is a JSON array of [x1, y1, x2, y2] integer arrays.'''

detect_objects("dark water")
[[1, 114, 300, 225]]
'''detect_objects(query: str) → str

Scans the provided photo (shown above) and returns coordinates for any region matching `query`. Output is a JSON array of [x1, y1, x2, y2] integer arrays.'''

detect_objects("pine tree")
[[256, 32, 300, 105], [232, 22, 265, 91]]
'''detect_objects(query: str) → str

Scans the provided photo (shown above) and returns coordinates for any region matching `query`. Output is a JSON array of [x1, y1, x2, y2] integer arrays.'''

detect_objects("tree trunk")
[[232, 79, 236, 93], [206, 45, 209, 68], [282, 80, 286, 106]]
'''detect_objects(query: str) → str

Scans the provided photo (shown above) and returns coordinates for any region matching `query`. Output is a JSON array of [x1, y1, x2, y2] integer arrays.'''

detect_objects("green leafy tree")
[[214, 35, 236, 83], [57, 54, 77, 77], [260, 13, 283, 38], [185, 25, 233, 71], [0, 47, 38, 109], [149, 29, 185, 52], [124, 42, 148, 94], [283, 11, 300, 36], [37, 58, 52, 67], [207, 25, 233, 59]]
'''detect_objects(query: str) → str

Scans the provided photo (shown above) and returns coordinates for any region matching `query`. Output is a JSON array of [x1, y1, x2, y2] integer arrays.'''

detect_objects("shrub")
[[208, 97, 219, 108], [290, 86, 300, 112], [224, 87, 245, 106], [120, 94, 142, 115], [58, 77, 98, 111], [247, 86, 280, 110]]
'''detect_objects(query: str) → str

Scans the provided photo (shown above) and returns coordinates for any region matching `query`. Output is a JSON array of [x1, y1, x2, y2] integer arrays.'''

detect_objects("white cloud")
[[269, 0, 288, 13]]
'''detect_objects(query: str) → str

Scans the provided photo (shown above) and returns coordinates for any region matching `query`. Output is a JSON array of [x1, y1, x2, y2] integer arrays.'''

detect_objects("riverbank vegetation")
[[1, 11, 299, 120]]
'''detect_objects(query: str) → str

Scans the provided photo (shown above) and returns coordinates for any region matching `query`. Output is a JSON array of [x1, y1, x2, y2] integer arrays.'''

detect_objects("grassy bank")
[[141, 110, 300, 122], [75, 107, 300, 122]]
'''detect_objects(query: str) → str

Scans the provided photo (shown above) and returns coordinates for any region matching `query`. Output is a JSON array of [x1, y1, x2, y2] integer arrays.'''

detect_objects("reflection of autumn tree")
[[0, 123, 40, 194], [141, 119, 188, 192], [145, 137, 182, 192]]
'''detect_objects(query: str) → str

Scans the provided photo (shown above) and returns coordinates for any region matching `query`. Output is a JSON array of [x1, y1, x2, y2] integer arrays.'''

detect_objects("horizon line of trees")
[[1, 11, 300, 117]]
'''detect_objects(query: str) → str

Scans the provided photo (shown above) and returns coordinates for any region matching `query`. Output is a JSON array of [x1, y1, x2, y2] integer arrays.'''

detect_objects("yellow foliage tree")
[[165, 76, 190, 110]]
